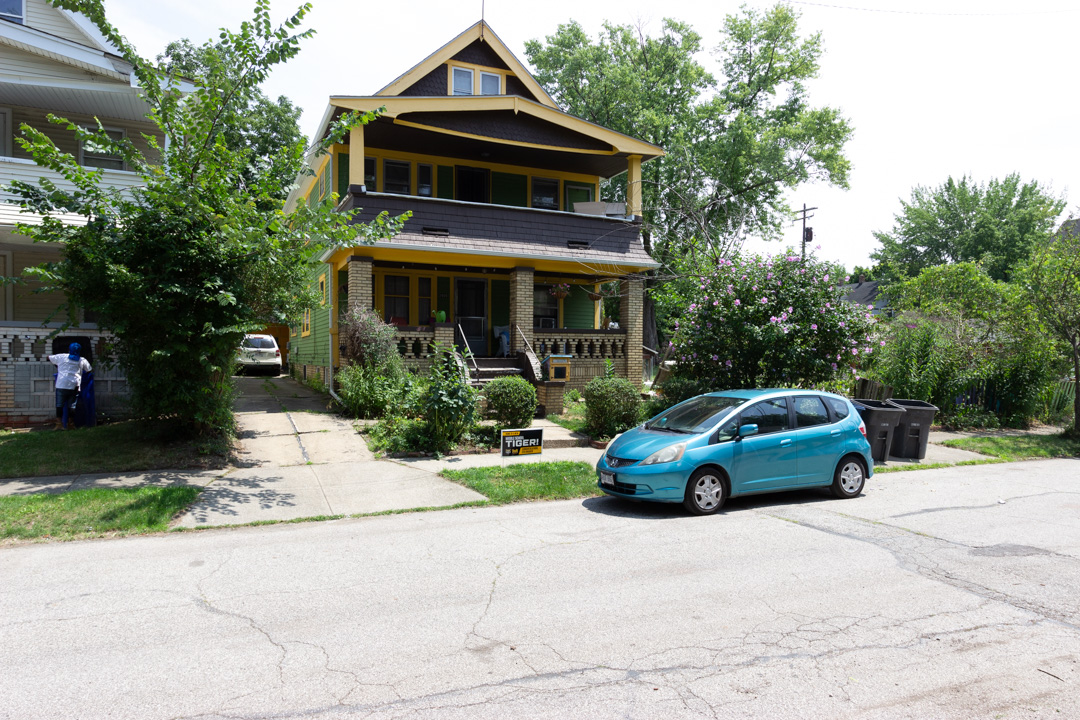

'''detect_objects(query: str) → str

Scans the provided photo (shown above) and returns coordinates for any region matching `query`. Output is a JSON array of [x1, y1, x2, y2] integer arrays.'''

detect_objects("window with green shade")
[[565, 182, 594, 211]]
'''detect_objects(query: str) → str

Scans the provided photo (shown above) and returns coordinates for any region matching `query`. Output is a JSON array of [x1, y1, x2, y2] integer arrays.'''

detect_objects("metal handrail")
[[514, 324, 537, 358], [456, 323, 480, 375]]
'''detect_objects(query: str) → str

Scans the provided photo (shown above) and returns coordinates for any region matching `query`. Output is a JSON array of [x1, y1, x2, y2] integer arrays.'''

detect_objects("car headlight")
[[640, 442, 687, 466]]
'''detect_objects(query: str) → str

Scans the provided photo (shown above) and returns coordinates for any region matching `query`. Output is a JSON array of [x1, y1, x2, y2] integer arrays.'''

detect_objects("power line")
[[788, 1, 1077, 16]]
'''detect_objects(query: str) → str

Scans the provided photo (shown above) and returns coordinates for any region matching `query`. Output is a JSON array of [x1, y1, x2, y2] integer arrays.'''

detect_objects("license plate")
[[600, 471, 615, 487]]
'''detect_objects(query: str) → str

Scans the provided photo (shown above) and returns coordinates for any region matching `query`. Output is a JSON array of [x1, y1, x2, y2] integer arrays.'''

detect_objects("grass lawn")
[[0, 485, 202, 542], [441, 461, 600, 504], [547, 401, 587, 435], [0, 420, 230, 479], [940, 434, 1080, 462]]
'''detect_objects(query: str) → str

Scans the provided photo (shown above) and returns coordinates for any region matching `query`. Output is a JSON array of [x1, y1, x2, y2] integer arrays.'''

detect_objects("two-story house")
[[0, 0, 164, 425], [287, 21, 662, 399]]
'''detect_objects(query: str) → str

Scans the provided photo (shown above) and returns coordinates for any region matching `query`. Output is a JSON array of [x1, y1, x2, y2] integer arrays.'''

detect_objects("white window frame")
[[479, 71, 502, 96], [0, 0, 25, 25], [452, 67, 474, 96], [78, 124, 126, 171], [0, 107, 12, 157]]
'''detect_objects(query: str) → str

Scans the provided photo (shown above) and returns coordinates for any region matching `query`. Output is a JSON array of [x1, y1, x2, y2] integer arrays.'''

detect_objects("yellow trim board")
[[392, 118, 617, 156], [324, 245, 656, 275], [375, 20, 556, 108], [330, 96, 664, 159]]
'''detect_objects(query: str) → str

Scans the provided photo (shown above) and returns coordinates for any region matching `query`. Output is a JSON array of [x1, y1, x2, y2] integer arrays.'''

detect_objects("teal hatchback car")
[[596, 389, 873, 515]]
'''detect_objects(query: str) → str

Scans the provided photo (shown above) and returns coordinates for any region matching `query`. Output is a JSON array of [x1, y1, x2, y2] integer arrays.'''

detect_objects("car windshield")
[[242, 337, 276, 349], [645, 395, 744, 434]]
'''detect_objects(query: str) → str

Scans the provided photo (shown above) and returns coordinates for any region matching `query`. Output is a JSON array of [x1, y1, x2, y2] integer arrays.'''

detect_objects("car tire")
[[831, 456, 866, 499], [683, 468, 727, 516]]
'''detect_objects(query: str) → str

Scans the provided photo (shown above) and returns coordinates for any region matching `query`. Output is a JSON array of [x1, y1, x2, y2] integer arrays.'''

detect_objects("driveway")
[[1, 458, 1078, 719], [174, 375, 484, 526]]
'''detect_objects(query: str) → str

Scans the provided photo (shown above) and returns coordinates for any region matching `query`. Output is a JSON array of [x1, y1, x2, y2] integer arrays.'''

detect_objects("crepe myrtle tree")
[[7, 0, 406, 436], [667, 251, 877, 389]]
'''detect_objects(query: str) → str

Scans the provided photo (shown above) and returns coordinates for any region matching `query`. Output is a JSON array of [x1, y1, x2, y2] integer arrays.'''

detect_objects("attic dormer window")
[[0, 0, 24, 24], [452, 67, 473, 96], [450, 65, 502, 96]]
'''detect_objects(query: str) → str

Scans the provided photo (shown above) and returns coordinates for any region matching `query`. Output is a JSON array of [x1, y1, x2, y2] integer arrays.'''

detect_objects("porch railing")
[[533, 329, 626, 361], [394, 326, 434, 360]]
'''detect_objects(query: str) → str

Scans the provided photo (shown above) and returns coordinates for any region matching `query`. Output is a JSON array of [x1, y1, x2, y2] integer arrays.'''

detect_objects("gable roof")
[[376, 21, 556, 108]]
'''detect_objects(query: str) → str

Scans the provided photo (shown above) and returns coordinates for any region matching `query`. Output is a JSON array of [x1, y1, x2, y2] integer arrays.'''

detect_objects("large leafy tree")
[[871, 174, 1065, 283], [156, 38, 304, 205], [525, 5, 853, 346], [8, 0, 404, 435], [1025, 219, 1080, 436]]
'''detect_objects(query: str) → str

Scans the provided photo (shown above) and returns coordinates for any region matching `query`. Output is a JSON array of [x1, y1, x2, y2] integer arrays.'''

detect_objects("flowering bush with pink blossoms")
[[667, 251, 877, 389]]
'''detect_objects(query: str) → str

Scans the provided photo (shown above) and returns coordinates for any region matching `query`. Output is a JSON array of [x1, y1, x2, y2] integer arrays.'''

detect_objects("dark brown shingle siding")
[[348, 193, 653, 267], [401, 111, 611, 151], [451, 40, 510, 70], [399, 65, 449, 96]]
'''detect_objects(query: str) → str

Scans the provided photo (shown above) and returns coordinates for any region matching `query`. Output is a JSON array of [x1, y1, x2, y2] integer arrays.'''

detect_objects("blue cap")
[[68, 342, 81, 360]]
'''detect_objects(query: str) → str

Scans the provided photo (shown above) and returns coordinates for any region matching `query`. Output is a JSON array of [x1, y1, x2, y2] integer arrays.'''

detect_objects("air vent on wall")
[[567, 240, 590, 249], [422, 227, 450, 237]]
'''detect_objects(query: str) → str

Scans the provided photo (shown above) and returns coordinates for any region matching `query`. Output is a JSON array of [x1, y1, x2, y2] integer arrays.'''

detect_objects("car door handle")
[[831, 429, 841, 437], [780, 439, 793, 447]]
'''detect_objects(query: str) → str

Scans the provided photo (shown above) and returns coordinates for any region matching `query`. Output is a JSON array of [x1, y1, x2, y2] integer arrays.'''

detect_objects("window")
[[364, 157, 376, 190], [418, 277, 434, 324], [533, 285, 558, 328], [794, 396, 830, 427], [0, 108, 11, 157], [417, 164, 433, 197], [318, 274, 326, 306], [741, 398, 789, 435], [80, 127, 125, 170], [0, 0, 24, 24], [452, 67, 474, 96], [384, 275, 410, 325], [825, 397, 850, 420], [383, 160, 410, 195], [531, 177, 559, 210], [565, 182, 594, 211], [480, 72, 501, 95], [301, 309, 311, 336]]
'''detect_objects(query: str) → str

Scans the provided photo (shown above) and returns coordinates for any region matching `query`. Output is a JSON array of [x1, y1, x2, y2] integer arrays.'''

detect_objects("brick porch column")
[[347, 256, 374, 314], [622, 277, 644, 388], [509, 266, 534, 354]]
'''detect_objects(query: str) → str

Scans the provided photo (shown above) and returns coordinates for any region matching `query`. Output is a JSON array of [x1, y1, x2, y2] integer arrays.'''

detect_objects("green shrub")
[[339, 305, 401, 369], [483, 375, 537, 430], [583, 376, 641, 439], [337, 360, 409, 419], [365, 415, 432, 454], [424, 344, 479, 453], [564, 388, 582, 404]]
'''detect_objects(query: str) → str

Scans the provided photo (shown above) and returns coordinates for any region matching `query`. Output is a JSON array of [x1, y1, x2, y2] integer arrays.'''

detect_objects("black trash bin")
[[852, 399, 906, 463], [887, 399, 938, 459]]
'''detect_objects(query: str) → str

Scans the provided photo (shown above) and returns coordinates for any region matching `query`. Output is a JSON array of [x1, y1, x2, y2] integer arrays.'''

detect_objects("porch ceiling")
[[0, 81, 151, 123]]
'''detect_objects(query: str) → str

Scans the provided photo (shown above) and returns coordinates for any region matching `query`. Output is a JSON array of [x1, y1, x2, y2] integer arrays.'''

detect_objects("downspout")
[[326, 260, 343, 404]]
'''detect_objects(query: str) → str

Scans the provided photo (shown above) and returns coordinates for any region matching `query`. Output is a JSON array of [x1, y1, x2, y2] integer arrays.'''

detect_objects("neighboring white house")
[[0, 0, 162, 425]]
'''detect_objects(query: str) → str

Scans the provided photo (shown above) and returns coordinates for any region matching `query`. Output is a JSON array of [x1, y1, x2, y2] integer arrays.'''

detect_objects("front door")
[[729, 397, 798, 493], [455, 278, 487, 356]]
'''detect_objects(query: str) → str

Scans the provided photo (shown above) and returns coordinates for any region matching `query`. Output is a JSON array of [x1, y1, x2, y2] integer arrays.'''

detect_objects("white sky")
[[103, 0, 1079, 274]]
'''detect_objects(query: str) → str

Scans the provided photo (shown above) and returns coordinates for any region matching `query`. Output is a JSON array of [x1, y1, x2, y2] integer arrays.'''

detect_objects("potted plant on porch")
[[549, 283, 571, 300]]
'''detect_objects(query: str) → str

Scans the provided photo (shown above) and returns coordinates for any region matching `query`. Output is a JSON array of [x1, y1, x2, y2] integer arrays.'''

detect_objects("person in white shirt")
[[48, 343, 92, 430]]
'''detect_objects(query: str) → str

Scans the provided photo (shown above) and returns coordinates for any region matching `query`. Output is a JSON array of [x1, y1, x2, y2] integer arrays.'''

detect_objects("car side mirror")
[[738, 423, 759, 439]]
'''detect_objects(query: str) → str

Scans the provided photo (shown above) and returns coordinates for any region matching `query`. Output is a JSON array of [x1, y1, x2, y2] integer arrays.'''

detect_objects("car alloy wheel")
[[831, 457, 866, 499], [683, 469, 726, 515]]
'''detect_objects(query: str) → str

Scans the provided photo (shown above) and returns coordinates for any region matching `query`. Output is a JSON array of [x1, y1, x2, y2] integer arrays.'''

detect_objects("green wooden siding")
[[289, 265, 332, 367], [491, 172, 527, 207], [437, 165, 455, 199], [564, 181, 593, 210], [564, 285, 595, 329], [337, 153, 350, 198]]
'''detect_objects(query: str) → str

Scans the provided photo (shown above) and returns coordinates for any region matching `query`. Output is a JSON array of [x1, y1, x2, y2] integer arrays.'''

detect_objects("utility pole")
[[795, 203, 818, 259]]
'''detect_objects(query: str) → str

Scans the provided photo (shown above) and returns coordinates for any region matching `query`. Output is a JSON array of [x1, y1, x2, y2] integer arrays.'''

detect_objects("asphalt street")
[[1, 458, 1078, 719]]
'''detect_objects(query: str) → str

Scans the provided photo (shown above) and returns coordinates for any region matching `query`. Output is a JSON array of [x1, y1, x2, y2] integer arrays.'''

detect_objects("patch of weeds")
[[0, 485, 202, 542], [0, 419, 230, 479], [940, 434, 1080, 462], [442, 461, 600, 504], [874, 458, 1005, 474], [547, 401, 587, 434]]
